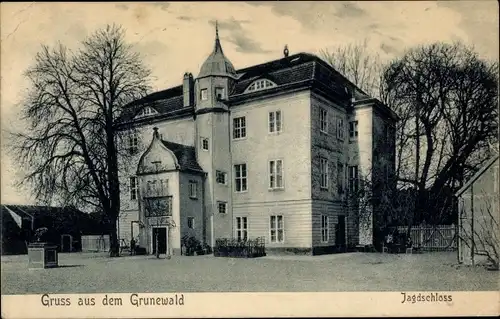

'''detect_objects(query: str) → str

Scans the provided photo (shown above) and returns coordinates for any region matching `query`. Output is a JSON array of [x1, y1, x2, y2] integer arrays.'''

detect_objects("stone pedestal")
[[28, 243, 58, 269]]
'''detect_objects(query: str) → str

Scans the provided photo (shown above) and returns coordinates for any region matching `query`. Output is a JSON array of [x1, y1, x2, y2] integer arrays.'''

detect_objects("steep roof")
[[1, 205, 86, 220], [160, 140, 203, 172], [455, 154, 500, 197], [117, 52, 372, 125]]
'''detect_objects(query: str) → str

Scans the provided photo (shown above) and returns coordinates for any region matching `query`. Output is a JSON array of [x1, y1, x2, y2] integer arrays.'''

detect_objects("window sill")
[[268, 130, 283, 135], [320, 130, 329, 135], [189, 196, 198, 200], [268, 187, 285, 192], [320, 186, 329, 191], [232, 137, 247, 141], [234, 190, 248, 194]]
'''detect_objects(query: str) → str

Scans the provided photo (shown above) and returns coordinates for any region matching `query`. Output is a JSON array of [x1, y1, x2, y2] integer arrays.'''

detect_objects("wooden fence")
[[395, 225, 457, 251], [81, 235, 110, 252]]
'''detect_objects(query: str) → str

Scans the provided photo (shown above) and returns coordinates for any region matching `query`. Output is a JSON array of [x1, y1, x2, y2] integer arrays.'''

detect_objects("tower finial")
[[215, 20, 219, 39]]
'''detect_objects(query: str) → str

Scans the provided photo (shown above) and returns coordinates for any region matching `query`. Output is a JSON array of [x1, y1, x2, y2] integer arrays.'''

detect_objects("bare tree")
[[11, 24, 152, 257], [320, 39, 382, 97], [380, 42, 498, 231]]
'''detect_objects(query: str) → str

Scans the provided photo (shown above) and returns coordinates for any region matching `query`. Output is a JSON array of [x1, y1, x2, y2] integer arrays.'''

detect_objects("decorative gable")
[[243, 78, 277, 94], [137, 129, 179, 175]]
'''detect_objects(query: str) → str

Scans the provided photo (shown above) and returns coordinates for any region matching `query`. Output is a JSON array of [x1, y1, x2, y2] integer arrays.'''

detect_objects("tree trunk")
[[109, 217, 120, 257]]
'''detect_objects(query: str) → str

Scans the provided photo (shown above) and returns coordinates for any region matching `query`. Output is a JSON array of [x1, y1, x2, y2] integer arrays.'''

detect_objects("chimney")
[[183, 72, 194, 107]]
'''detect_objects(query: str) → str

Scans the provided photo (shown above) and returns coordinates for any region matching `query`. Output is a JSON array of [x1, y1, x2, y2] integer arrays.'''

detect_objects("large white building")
[[116, 26, 398, 255]]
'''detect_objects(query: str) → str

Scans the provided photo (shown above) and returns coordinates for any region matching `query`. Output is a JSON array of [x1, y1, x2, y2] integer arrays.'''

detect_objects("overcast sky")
[[1, 1, 498, 205]]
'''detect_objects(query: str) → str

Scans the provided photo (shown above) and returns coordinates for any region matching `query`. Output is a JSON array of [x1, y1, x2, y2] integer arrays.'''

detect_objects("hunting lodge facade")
[[116, 26, 398, 255]]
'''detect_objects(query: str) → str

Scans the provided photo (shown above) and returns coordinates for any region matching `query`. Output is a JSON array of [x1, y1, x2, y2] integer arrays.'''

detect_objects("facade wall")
[[231, 91, 312, 204], [459, 158, 499, 266], [311, 200, 345, 248], [178, 172, 205, 248], [348, 106, 373, 246], [233, 199, 312, 250]]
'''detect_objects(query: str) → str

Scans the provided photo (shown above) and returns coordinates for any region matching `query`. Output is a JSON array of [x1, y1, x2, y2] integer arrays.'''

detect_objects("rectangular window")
[[269, 110, 282, 133], [269, 159, 284, 189], [129, 176, 138, 200], [217, 201, 227, 214], [348, 165, 359, 194], [234, 164, 248, 192], [215, 87, 225, 100], [201, 137, 209, 151], [233, 116, 246, 139], [200, 88, 208, 101], [187, 217, 195, 229], [337, 118, 345, 140], [349, 121, 358, 139], [189, 181, 198, 199], [128, 132, 139, 153], [270, 215, 284, 243], [319, 108, 328, 133], [320, 158, 329, 189], [236, 217, 248, 241], [321, 215, 329, 242], [337, 162, 344, 195], [216, 170, 227, 185]]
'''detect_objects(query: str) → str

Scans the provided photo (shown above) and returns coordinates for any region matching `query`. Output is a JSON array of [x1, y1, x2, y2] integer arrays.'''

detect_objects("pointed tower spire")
[[214, 20, 223, 54]]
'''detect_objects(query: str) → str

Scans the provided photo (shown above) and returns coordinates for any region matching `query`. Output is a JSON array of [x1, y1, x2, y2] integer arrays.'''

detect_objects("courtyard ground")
[[1, 251, 498, 294]]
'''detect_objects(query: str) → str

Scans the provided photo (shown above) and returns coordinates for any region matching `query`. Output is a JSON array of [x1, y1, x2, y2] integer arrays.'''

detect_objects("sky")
[[1, 1, 499, 205]]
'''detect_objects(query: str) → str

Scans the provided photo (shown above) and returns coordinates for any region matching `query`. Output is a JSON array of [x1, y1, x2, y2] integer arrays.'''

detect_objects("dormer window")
[[244, 79, 277, 94], [135, 106, 157, 118]]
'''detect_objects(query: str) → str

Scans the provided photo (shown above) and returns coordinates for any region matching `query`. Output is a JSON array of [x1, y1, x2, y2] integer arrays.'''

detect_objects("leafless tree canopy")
[[380, 42, 498, 225], [12, 24, 152, 256], [320, 39, 382, 98]]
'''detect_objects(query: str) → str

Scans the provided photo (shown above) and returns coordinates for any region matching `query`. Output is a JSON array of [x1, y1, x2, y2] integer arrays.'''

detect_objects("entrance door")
[[152, 227, 167, 255], [336, 216, 346, 247]]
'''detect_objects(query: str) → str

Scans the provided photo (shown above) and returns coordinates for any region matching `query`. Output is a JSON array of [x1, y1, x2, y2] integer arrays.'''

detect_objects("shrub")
[[214, 237, 266, 258]]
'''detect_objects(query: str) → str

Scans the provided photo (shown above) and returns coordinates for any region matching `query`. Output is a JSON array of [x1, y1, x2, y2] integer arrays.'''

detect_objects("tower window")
[[200, 89, 208, 101], [215, 87, 225, 100], [201, 137, 209, 151]]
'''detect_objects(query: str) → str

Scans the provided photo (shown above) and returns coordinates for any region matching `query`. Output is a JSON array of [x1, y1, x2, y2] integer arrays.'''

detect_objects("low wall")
[[81, 235, 110, 252]]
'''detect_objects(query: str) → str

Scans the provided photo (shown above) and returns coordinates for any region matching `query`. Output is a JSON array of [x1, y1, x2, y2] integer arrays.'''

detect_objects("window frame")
[[216, 170, 227, 185], [269, 159, 284, 190], [234, 164, 248, 193], [321, 215, 329, 243], [268, 110, 283, 133], [235, 216, 248, 241], [200, 88, 208, 101], [319, 108, 328, 134], [215, 87, 225, 100], [187, 217, 195, 229], [337, 118, 345, 140], [320, 157, 329, 189], [244, 79, 277, 93], [349, 120, 359, 139], [233, 116, 247, 140], [337, 162, 344, 195], [201, 137, 209, 151], [217, 201, 227, 214], [128, 132, 139, 154], [348, 165, 359, 194], [129, 176, 138, 201], [189, 181, 198, 199], [269, 215, 284, 243]]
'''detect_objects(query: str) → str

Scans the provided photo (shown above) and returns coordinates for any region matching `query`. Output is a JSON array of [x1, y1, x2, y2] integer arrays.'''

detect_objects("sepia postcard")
[[1, 1, 499, 318]]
